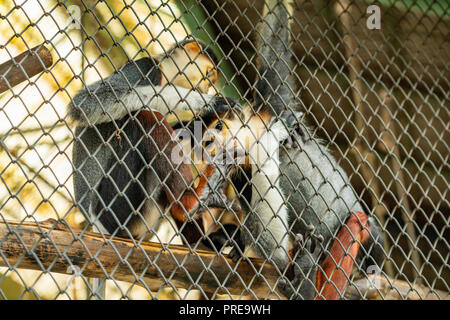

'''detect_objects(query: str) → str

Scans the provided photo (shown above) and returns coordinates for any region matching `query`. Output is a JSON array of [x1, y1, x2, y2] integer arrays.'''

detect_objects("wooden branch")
[[0, 220, 447, 300], [376, 89, 422, 281], [345, 275, 449, 300], [0, 45, 53, 94], [0, 220, 281, 298]]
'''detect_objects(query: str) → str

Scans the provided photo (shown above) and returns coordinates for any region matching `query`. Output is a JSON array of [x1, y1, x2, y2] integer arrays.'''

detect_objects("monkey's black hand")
[[200, 191, 241, 213], [281, 111, 303, 128], [278, 233, 322, 300], [280, 111, 312, 149], [194, 162, 241, 215], [228, 232, 246, 263], [206, 224, 244, 255], [212, 96, 239, 112]]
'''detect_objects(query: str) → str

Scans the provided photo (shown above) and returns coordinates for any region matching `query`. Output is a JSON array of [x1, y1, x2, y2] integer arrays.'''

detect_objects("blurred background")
[[0, 0, 448, 299]]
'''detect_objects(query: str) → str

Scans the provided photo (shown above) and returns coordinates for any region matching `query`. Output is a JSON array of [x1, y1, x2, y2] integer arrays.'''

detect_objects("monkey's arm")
[[254, 0, 295, 116], [238, 120, 291, 270], [68, 57, 233, 126]]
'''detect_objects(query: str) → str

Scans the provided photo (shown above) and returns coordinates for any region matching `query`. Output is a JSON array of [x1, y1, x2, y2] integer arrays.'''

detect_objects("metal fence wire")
[[0, 0, 448, 300]]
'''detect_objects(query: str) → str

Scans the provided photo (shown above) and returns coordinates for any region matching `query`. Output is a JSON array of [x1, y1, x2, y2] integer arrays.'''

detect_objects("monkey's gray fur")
[[227, 0, 384, 299], [68, 47, 233, 229]]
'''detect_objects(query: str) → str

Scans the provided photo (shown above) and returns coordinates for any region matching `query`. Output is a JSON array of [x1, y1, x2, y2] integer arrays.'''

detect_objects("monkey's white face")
[[160, 47, 218, 94], [202, 109, 272, 165], [203, 118, 235, 157]]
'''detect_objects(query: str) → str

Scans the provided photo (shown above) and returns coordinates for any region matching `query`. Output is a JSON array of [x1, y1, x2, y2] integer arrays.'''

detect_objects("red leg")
[[135, 110, 201, 221], [170, 165, 218, 222], [315, 211, 370, 300], [136, 110, 223, 224]]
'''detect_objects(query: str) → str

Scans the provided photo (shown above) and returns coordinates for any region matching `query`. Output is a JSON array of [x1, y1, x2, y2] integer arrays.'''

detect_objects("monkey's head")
[[200, 107, 242, 160], [201, 107, 271, 163], [160, 39, 219, 94]]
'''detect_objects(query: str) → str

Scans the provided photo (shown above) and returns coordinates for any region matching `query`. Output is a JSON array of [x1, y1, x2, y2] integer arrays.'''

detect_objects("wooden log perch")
[[0, 220, 448, 300], [345, 275, 449, 300], [0, 220, 281, 298], [0, 45, 53, 94]]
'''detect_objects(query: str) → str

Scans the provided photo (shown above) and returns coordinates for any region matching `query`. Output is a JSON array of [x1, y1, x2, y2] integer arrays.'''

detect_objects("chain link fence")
[[0, 0, 448, 300]]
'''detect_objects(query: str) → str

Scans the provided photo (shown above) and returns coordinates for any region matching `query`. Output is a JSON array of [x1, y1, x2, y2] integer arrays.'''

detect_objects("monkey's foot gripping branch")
[[278, 231, 322, 300]]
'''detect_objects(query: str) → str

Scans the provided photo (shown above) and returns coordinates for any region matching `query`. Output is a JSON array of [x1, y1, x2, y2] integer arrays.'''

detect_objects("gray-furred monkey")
[[68, 39, 239, 239], [199, 0, 384, 299]]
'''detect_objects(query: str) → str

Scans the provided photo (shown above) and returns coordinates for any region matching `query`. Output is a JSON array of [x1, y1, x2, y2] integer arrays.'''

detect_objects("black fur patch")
[[203, 224, 244, 253], [197, 96, 241, 128], [93, 116, 159, 236], [119, 57, 161, 87]]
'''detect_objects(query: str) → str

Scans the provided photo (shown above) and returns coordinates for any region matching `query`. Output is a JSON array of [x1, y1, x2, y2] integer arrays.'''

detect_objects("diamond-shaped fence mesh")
[[0, 0, 448, 300]]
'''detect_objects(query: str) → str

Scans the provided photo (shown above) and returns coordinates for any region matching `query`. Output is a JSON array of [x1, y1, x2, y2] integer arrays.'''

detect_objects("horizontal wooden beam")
[[345, 275, 449, 300], [0, 220, 280, 298], [0, 220, 447, 299]]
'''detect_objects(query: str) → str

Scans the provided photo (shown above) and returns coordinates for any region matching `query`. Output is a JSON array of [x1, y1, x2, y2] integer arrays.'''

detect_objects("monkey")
[[172, 0, 297, 256], [193, 114, 296, 254], [68, 39, 241, 239], [275, 121, 384, 300], [93, 109, 242, 239], [69, 39, 222, 126], [195, 0, 384, 300], [191, 0, 295, 263]]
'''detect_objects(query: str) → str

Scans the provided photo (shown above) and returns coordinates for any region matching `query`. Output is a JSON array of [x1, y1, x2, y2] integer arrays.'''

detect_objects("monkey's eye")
[[214, 121, 223, 131], [204, 135, 216, 151], [204, 67, 214, 79], [204, 139, 213, 149]]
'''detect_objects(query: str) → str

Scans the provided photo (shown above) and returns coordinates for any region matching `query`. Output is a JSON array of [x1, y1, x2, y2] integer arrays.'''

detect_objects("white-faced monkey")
[[69, 39, 240, 240], [197, 0, 385, 300]]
